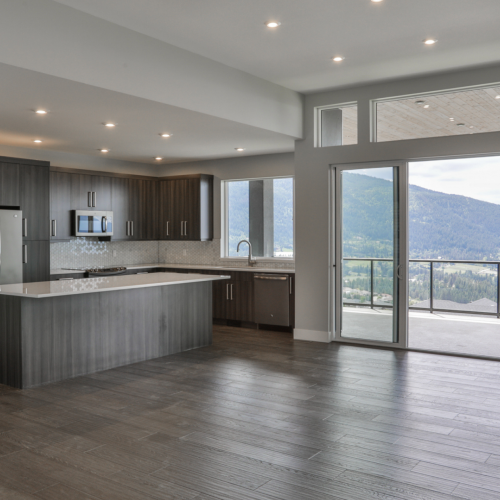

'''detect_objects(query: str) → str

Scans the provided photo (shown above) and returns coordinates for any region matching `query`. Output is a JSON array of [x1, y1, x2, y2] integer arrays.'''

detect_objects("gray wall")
[[158, 153, 294, 239], [295, 63, 500, 342]]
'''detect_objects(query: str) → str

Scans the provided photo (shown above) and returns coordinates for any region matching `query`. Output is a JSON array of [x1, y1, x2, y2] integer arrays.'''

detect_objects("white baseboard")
[[293, 329, 331, 343]]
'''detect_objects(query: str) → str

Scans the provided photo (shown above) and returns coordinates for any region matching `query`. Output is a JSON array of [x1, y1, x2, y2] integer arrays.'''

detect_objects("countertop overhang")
[[0, 272, 230, 299]]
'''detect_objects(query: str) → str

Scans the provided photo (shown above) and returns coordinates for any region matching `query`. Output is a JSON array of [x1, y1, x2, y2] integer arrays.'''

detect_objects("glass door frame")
[[330, 161, 409, 348]]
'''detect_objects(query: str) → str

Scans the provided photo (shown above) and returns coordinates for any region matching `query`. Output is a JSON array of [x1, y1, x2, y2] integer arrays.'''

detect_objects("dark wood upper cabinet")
[[0, 162, 20, 207], [158, 175, 213, 241], [91, 175, 112, 211], [50, 171, 72, 241], [129, 179, 158, 240], [70, 173, 92, 209], [158, 179, 176, 239], [20, 164, 50, 241], [111, 177, 130, 240]]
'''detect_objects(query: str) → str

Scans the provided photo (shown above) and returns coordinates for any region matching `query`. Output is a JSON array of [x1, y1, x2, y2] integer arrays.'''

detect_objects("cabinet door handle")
[[181, 221, 184, 236], [51, 220, 57, 237], [126, 221, 129, 236], [92, 192, 96, 207], [231, 283, 233, 301], [130, 221, 134, 236], [166, 221, 169, 236], [88, 192, 92, 207], [226, 283, 229, 300], [290, 276, 292, 295], [22, 218, 27, 238], [185, 221, 187, 236], [22, 245, 27, 264]]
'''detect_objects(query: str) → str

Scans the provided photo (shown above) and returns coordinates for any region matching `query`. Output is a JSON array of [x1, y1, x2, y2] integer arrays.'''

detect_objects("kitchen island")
[[0, 272, 229, 389]]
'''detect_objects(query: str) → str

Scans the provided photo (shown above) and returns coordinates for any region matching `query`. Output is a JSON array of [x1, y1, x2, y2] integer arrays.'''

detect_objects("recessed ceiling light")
[[161, 133, 172, 138], [100, 149, 109, 153], [423, 39, 437, 45], [33, 139, 42, 143], [423, 104, 430, 109], [266, 21, 281, 28], [35, 110, 47, 115], [332, 56, 345, 62], [449, 117, 455, 121], [371, 0, 383, 2], [496, 95, 500, 100], [155, 157, 163, 160], [105, 123, 115, 127], [235, 148, 245, 152], [470, 126, 474, 129]]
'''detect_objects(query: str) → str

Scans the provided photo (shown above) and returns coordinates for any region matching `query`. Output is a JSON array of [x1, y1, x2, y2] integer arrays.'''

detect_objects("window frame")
[[314, 101, 358, 148], [221, 175, 295, 262], [372, 81, 500, 143]]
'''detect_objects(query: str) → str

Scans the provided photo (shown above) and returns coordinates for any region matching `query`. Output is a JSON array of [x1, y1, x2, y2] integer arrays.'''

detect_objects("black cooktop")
[[86, 267, 127, 276]]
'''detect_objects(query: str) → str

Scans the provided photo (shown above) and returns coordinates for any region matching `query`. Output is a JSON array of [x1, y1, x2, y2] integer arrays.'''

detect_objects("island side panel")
[[19, 281, 213, 388], [99, 286, 162, 368], [0, 296, 22, 389], [161, 281, 212, 354]]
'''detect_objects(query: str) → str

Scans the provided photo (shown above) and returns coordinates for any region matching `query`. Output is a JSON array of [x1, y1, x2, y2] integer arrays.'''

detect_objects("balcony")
[[342, 258, 500, 357]]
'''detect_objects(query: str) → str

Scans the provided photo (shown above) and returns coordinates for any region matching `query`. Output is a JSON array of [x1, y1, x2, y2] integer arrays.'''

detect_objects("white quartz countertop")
[[51, 263, 295, 275], [0, 272, 230, 299]]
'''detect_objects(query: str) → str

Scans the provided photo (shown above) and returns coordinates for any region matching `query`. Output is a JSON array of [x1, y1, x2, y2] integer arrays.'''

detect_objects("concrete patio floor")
[[342, 307, 500, 358]]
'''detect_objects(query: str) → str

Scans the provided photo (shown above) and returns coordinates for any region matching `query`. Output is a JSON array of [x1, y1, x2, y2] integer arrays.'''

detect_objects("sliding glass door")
[[333, 162, 408, 347]]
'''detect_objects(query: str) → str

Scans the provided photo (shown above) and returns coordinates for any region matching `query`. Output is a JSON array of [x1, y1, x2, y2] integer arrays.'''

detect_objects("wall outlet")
[[113, 250, 117, 258], [183, 250, 187, 256]]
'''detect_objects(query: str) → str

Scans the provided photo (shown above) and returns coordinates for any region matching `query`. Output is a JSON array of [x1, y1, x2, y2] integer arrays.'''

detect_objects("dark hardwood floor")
[[2, 325, 500, 499]]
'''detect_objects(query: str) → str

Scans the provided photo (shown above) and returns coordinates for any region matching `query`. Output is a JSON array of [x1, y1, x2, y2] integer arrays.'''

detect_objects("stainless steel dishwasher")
[[254, 273, 290, 326]]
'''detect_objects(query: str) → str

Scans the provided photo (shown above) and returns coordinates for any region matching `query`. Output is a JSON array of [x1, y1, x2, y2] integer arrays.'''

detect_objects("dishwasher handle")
[[254, 274, 287, 280]]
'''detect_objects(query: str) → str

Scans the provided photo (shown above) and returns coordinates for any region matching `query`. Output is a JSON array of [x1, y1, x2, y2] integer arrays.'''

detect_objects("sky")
[[349, 155, 500, 205]]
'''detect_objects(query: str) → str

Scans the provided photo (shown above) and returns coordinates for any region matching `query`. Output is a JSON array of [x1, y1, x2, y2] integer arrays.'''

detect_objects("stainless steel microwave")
[[73, 210, 113, 237]]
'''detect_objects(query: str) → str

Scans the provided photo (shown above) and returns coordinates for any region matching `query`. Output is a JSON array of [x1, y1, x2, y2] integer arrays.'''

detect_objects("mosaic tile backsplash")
[[51, 238, 295, 270]]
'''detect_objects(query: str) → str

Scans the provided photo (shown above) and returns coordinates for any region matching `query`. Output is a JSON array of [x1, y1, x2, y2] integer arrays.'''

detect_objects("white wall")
[[0, 144, 160, 177], [295, 64, 500, 343]]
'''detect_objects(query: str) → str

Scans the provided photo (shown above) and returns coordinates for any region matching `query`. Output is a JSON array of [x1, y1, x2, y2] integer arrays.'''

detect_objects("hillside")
[[343, 173, 500, 260]]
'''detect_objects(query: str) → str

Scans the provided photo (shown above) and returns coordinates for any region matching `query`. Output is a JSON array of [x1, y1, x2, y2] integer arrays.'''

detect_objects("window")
[[224, 177, 294, 259], [375, 84, 500, 142], [317, 103, 358, 147]]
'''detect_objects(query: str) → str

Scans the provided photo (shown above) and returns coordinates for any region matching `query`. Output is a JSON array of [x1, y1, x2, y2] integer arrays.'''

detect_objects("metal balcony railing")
[[343, 258, 500, 318]]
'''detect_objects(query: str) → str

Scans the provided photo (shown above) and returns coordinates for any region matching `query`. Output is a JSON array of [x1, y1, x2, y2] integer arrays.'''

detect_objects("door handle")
[[23, 218, 27, 238], [166, 221, 169, 236], [397, 265, 403, 280], [88, 192, 92, 207], [126, 221, 129, 236], [184, 221, 187, 236], [102, 217, 107, 233], [230, 283, 233, 301], [226, 283, 229, 300], [92, 191, 96, 208], [290, 276, 292, 295], [181, 221, 184, 236], [51, 220, 57, 237], [130, 221, 134, 236], [22, 244, 27, 264]]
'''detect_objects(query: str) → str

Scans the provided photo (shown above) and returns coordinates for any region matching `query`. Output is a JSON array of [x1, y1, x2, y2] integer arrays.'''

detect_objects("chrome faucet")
[[237, 239, 257, 266]]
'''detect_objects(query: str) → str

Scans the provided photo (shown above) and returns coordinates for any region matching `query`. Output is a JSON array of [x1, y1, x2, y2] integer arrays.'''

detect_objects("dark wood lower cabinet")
[[23, 241, 50, 283]]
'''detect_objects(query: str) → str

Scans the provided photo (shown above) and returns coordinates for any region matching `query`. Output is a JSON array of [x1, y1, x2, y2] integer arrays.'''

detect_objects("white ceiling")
[[0, 64, 294, 164], [52, 0, 500, 93]]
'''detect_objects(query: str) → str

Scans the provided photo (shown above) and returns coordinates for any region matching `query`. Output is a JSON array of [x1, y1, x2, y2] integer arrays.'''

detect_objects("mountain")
[[343, 173, 500, 260]]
